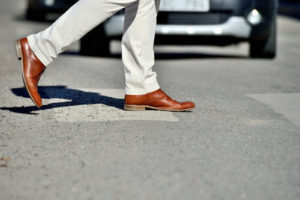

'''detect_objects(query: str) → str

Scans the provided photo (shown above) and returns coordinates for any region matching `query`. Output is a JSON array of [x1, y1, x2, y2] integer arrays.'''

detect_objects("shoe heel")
[[15, 40, 22, 60], [124, 104, 146, 111]]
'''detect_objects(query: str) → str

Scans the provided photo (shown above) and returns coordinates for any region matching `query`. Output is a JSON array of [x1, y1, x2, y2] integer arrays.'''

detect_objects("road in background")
[[0, 0, 300, 200]]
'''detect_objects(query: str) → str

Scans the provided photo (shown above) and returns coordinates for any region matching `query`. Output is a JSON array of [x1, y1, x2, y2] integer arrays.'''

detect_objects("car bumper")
[[156, 17, 251, 38], [105, 15, 251, 39]]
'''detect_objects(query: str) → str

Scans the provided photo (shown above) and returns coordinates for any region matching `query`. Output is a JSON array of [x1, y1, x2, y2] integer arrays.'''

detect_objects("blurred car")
[[26, 0, 77, 20], [280, 0, 300, 2], [26, 0, 278, 58], [279, 0, 300, 18]]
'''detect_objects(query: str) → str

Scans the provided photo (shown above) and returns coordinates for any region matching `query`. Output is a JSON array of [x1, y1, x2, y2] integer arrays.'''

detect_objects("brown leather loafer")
[[15, 38, 46, 108], [124, 89, 195, 111]]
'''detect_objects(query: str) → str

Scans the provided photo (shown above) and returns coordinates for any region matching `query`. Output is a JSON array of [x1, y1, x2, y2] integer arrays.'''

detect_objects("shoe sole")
[[15, 40, 41, 108], [124, 104, 194, 112]]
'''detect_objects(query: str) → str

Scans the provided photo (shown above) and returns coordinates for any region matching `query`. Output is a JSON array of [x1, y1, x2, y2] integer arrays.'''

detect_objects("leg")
[[122, 0, 161, 95], [122, 0, 195, 111], [27, 0, 138, 66], [16, 0, 137, 108]]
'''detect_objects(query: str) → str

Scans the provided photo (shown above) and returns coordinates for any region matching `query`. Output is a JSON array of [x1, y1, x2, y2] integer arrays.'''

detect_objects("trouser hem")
[[125, 84, 160, 95]]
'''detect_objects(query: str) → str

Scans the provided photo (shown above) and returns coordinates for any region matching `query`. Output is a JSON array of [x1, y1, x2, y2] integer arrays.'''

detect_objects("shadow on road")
[[62, 51, 248, 60], [156, 52, 246, 60], [0, 86, 124, 115]]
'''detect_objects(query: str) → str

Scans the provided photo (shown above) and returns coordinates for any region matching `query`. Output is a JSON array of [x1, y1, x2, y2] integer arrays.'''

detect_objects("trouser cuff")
[[125, 83, 160, 95], [27, 35, 51, 66]]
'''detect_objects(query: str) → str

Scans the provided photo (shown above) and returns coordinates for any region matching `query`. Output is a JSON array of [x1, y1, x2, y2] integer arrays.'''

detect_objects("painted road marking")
[[247, 93, 300, 127], [43, 89, 179, 122]]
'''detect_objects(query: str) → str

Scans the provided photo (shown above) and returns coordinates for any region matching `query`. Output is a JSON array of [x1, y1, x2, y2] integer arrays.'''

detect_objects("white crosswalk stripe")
[[247, 93, 300, 127]]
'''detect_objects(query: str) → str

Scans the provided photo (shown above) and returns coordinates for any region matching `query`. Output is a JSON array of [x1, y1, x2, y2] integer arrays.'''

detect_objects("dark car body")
[[27, 0, 76, 12], [279, 0, 300, 18], [26, 0, 76, 20], [26, 0, 278, 58]]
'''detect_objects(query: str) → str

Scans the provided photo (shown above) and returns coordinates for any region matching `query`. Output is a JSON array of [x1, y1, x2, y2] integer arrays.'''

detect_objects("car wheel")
[[80, 24, 110, 57], [25, 8, 46, 21], [250, 16, 276, 59]]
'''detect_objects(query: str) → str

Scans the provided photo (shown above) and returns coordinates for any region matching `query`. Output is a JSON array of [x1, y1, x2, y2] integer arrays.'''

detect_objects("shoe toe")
[[24, 78, 42, 108], [181, 101, 195, 110]]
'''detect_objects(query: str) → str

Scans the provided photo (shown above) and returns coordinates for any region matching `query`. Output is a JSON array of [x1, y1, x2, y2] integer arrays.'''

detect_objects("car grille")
[[157, 12, 232, 25]]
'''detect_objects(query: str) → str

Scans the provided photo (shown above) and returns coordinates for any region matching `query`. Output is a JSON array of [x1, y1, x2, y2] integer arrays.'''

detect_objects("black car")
[[26, 0, 77, 20], [26, 0, 278, 58]]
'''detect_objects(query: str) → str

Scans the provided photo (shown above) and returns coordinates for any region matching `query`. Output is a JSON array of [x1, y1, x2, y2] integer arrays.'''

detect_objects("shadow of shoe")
[[0, 86, 124, 115]]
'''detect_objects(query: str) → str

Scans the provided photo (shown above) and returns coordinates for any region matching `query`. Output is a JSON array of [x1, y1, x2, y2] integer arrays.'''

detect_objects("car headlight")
[[45, 0, 55, 6], [247, 9, 262, 25]]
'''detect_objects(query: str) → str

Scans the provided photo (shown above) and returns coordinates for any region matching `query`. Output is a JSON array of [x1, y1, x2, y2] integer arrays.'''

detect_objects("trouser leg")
[[27, 0, 137, 66], [122, 0, 161, 95]]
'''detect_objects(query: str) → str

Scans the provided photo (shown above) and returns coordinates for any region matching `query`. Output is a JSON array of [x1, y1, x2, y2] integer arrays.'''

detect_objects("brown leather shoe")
[[124, 89, 195, 111], [15, 38, 46, 108]]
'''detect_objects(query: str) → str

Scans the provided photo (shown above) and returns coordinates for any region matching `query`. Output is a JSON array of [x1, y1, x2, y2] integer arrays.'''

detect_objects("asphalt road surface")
[[1, 1, 300, 200]]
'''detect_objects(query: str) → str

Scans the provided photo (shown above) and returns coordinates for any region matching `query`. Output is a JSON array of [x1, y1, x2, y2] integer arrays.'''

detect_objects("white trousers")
[[27, 0, 161, 95]]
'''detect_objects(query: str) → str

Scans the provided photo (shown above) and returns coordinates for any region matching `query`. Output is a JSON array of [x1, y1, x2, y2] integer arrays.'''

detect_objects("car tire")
[[250, 16, 277, 59], [80, 24, 110, 57], [25, 8, 46, 21]]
